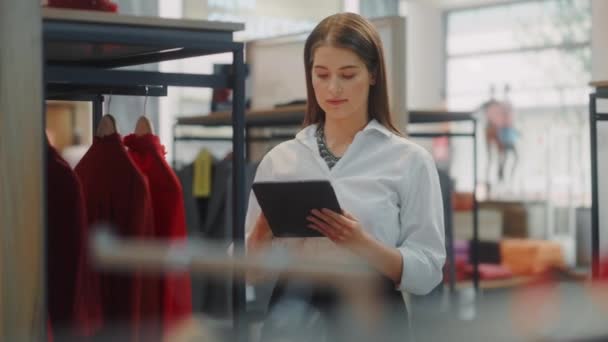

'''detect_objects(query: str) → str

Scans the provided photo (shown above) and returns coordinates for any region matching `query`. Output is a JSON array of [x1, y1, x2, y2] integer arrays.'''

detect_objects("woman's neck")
[[323, 115, 368, 154]]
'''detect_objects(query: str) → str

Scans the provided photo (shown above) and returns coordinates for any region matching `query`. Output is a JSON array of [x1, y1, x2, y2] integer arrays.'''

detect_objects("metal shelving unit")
[[42, 8, 248, 341], [589, 81, 608, 279]]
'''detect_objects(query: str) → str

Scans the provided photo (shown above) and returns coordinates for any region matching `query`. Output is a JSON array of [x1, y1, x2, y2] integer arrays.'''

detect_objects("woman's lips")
[[327, 99, 347, 105]]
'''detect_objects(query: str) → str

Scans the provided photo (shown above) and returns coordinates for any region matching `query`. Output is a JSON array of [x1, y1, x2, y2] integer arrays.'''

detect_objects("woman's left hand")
[[307, 208, 371, 252], [308, 209, 404, 285]]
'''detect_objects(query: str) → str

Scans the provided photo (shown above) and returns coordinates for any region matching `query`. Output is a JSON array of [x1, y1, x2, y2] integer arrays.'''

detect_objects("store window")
[[445, 0, 592, 207], [359, 0, 399, 18], [446, 0, 591, 110]]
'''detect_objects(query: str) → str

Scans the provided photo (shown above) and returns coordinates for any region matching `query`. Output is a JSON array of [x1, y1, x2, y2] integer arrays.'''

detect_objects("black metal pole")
[[231, 46, 247, 342], [92, 94, 103, 133], [445, 177, 456, 295], [245, 126, 251, 162], [172, 124, 177, 170], [42, 40, 49, 342], [590, 93, 600, 280], [472, 118, 480, 290]]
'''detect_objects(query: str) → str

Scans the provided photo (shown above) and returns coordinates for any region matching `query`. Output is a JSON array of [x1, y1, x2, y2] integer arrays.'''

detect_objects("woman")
[[246, 12, 445, 342]]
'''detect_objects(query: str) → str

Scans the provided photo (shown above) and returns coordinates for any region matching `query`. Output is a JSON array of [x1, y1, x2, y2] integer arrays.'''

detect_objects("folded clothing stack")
[[500, 239, 565, 276], [445, 240, 514, 282]]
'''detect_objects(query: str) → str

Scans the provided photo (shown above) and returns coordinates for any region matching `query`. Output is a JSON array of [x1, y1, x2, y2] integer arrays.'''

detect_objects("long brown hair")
[[302, 12, 401, 135]]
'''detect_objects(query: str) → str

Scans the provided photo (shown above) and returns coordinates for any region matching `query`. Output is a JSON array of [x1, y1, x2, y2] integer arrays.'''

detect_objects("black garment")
[[177, 158, 258, 318], [47, 143, 90, 341], [176, 163, 208, 238], [472, 240, 501, 264], [262, 276, 410, 342]]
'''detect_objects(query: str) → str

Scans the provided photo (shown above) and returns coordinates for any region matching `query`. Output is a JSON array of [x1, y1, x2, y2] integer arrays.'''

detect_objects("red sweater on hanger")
[[47, 143, 102, 337], [124, 133, 192, 333], [75, 133, 161, 341]]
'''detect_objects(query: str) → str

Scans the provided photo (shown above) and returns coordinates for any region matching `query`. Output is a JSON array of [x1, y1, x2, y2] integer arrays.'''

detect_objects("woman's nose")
[[328, 78, 341, 95]]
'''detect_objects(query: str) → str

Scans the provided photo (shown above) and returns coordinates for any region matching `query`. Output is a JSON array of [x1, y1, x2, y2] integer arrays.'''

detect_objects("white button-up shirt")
[[245, 119, 446, 295]]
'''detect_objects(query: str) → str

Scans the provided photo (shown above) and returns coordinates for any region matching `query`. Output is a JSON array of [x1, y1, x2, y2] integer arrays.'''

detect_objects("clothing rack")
[[173, 107, 480, 291], [589, 81, 608, 279], [42, 8, 249, 342]]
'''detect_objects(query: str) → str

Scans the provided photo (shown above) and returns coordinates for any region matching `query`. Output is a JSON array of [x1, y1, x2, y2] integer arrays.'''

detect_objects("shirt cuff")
[[397, 246, 443, 295]]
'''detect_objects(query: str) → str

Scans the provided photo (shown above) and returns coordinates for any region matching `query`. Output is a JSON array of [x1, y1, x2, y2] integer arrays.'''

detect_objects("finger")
[[342, 210, 356, 220], [307, 216, 346, 241], [307, 215, 337, 233], [310, 209, 337, 225], [321, 208, 355, 227], [308, 215, 348, 242], [312, 209, 342, 228], [308, 224, 339, 241], [308, 223, 329, 236]]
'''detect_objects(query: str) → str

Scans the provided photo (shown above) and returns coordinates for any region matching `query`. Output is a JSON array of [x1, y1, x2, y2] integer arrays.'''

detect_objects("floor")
[[164, 279, 608, 342], [411, 281, 608, 342]]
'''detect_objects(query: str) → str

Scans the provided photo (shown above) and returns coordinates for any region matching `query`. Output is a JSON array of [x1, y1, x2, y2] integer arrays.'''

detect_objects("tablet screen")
[[252, 180, 341, 238]]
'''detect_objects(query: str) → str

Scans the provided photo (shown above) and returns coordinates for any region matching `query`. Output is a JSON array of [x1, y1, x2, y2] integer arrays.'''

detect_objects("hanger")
[[96, 94, 118, 137], [135, 86, 154, 136]]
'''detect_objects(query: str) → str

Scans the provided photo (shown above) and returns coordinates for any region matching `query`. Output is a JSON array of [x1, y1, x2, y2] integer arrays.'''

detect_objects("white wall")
[[400, 0, 444, 155], [402, 0, 444, 109], [592, 0, 608, 257], [592, 0, 608, 82]]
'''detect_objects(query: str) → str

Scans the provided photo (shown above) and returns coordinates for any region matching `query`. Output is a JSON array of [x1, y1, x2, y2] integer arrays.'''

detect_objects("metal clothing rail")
[[589, 82, 608, 279], [173, 108, 480, 291], [91, 229, 377, 286], [42, 8, 249, 342]]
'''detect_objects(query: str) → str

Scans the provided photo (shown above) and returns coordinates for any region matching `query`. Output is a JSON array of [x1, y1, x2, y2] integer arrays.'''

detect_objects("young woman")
[[246, 12, 445, 342]]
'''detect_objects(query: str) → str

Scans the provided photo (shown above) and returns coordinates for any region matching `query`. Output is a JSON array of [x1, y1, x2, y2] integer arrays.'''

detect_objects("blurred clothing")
[[47, 143, 99, 339], [124, 133, 193, 333], [75, 133, 160, 341]]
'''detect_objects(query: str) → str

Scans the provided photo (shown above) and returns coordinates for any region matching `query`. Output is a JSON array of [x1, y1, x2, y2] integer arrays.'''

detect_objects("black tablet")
[[251, 180, 342, 238]]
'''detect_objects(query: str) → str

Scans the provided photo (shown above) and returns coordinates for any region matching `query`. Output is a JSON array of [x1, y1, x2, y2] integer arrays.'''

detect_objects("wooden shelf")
[[591, 81, 608, 88], [456, 276, 535, 290]]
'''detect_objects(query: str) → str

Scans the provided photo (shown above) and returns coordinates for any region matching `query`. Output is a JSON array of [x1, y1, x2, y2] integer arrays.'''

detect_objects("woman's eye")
[[342, 74, 355, 80], [316, 74, 329, 79]]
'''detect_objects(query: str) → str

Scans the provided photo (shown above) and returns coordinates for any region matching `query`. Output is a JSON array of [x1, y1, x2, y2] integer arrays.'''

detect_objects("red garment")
[[75, 133, 161, 341], [48, 319, 53, 342], [465, 263, 513, 280], [124, 134, 193, 333], [46, 0, 118, 12], [47, 144, 101, 337], [601, 258, 608, 281]]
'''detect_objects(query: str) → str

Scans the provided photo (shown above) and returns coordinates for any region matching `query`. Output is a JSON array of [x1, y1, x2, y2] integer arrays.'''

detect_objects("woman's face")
[[311, 45, 374, 123]]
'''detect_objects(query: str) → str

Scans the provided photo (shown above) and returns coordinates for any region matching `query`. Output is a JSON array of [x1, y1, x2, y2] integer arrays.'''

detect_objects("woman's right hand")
[[246, 214, 273, 283], [246, 213, 273, 255]]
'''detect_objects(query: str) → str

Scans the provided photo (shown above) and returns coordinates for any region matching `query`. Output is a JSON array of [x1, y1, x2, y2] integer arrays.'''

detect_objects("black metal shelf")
[[589, 83, 608, 279], [42, 8, 248, 342], [174, 107, 475, 127], [46, 84, 168, 99]]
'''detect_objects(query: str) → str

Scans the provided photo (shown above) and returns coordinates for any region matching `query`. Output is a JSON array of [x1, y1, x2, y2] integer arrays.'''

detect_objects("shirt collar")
[[362, 118, 393, 138], [295, 119, 392, 151]]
